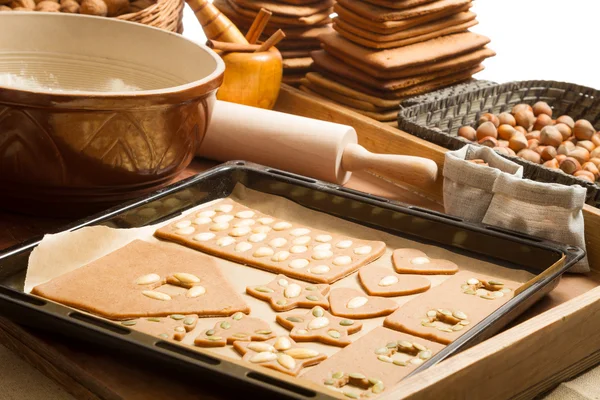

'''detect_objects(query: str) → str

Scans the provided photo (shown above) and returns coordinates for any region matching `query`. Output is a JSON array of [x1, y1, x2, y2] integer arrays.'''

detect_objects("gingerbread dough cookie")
[[120, 314, 198, 341], [194, 312, 276, 347], [154, 199, 386, 284], [358, 267, 430, 297], [384, 271, 519, 344], [328, 288, 398, 319], [276, 306, 362, 347], [392, 248, 459, 275], [229, 0, 333, 17], [302, 327, 444, 398], [336, 0, 470, 22], [31, 240, 250, 320], [247, 275, 330, 312], [233, 336, 327, 377]]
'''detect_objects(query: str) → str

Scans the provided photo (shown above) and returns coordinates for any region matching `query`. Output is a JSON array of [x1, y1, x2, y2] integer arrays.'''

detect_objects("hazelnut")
[[539, 125, 563, 147], [555, 123, 572, 141], [533, 114, 553, 131], [476, 121, 497, 140], [0, 4, 10, 9], [59, 0, 78, 11], [515, 126, 528, 135], [573, 119, 595, 141], [497, 124, 517, 140], [494, 146, 512, 156], [577, 140, 596, 153], [569, 147, 590, 165], [525, 131, 541, 141], [556, 115, 575, 130], [543, 159, 560, 169], [556, 154, 567, 163], [103, 0, 128, 16], [582, 162, 600, 179], [540, 146, 557, 161], [574, 170, 596, 182], [478, 113, 500, 128], [478, 136, 498, 148], [80, 0, 107, 15], [532, 101, 553, 117], [590, 133, 600, 147], [512, 103, 533, 115], [509, 133, 528, 152], [534, 145, 546, 155], [517, 149, 541, 164], [527, 139, 540, 150], [458, 126, 477, 141], [557, 141, 575, 155], [498, 112, 516, 127], [560, 157, 582, 175], [497, 139, 509, 147], [590, 158, 600, 168], [10, 0, 34, 8], [514, 110, 536, 131], [591, 147, 600, 159], [35, 0, 59, 10]]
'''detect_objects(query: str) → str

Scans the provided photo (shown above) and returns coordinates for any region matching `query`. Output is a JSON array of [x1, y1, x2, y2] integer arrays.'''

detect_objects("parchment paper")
[[24, 184, 535, 374]]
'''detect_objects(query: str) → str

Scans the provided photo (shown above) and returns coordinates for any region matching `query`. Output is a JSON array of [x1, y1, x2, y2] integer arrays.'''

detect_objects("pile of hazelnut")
[[0, 0, 153, 17], [458, 102, 600, 183]]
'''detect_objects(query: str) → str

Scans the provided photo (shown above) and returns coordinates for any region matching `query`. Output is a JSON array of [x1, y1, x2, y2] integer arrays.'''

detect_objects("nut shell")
[[511, 104, 533, 115], [533, 114, 553, 131], [543, 159, 560, 169], [540, 146, 557, 161], [497, 124, 517, 140], [556, 115, 575, 130], [590, 158, 600, 168], [478, 136, 498, 148], [573, 119, 595, 141], [478, 113, 500, 128], [497, 112, 516, 127], [574, 170, 595, 182], [517, 149, 541, 164], [458, 126, 476, 141], [476, 121, 497, 141], [555, 123, 572, 141], [582, 162, 600, 179], [103, 0, 128, 16], [10, 0, 34, 8], [559, 157, 582, 175], [59, 0, 78, 11], [577, 140, 596, 153], [514, 110, 536, 131], [80, 0, 107, 15], [35, 0, 60, 10], [532, 101, 552, 117], [508, 133, 528, 152], [569, 147, 590, 165], [525, 131, 541, 141], [539, 125, 563, 147]]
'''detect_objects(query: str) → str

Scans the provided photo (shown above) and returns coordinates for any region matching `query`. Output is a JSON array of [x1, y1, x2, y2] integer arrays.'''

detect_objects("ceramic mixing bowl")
[[0, 12, 224, 216]]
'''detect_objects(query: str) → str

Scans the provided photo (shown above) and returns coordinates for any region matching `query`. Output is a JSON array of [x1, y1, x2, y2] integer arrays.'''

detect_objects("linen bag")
[[443, 145, 523, 223], [482, 173, 589, 273]]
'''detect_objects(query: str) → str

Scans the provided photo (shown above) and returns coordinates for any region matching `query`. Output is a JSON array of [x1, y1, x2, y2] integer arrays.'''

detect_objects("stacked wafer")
[[213, 0, 334, 85], [299, 0, 495, 125]]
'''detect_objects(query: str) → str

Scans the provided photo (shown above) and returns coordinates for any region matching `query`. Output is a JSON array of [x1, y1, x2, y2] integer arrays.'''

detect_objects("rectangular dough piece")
[[154, 199, 386, 284], [336, 0, 471, 22], [383, 271, 521, 344], [301, 326, 445, 398]]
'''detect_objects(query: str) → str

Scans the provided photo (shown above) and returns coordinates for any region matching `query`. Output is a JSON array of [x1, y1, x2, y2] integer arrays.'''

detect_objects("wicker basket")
[[117, 0, 184, 33], [397, 80, 600, 206]]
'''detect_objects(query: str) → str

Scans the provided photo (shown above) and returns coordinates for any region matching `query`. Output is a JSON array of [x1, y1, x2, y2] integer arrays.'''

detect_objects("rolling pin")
[[198, 100, 438, 186]]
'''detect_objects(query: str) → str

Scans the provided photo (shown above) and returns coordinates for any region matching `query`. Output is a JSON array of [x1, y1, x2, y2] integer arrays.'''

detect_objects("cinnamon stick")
[[206, 40, 261, 52], [246, 8, 272, 44], [255, 29, 286, 52]]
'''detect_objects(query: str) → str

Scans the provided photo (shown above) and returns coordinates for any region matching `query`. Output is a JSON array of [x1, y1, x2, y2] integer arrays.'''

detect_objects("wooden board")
[[1, 86, 600, 400]]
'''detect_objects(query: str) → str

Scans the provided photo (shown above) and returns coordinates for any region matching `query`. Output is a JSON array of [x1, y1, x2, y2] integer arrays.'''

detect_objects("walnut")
[[34, 0, 57, 4], [35, 0, 60, 10], [0, 4, 11, 9], [10, 0, 35, 9], [103, 0, 127, 16], [128, 0, 152, 12], [58, 0, 78, 11], [79, 0, 106, 15]]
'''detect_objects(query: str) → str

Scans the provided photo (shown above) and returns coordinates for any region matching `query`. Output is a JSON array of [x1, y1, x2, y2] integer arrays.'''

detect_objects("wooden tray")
[[1, 84, 600, 399]]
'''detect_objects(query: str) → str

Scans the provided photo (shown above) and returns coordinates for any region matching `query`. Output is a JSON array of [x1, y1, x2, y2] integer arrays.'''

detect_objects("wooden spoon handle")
[[341, 143, 438, 186]]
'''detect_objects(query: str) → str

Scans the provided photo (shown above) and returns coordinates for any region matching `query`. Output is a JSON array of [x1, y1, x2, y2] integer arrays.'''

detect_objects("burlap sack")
[[443, 145, 523, 223], [482, 173, 589, 273]]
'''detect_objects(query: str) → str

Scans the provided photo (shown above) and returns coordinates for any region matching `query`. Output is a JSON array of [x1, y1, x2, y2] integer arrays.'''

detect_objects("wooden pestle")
[[186, 0, 248, 44]]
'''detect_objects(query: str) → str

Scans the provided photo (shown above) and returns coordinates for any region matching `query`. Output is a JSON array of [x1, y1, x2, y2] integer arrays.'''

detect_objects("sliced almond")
[[346, 296, 368, 309], [308, 316, 329, 330], [274, 336, 292, 351], [378, 275, 399, 287], [142, 290, 171, 301], [250, 351, 278, 363], [173, 272, 200, 284], [284, 348, 320, 359], [277, 353, 296, 370], [284, 283, 302, 298], [135, 273, 160, 285]]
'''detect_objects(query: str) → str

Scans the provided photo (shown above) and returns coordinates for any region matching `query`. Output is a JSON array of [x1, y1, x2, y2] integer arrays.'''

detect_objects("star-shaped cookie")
[[358, 267, 431, 297], [328, 288, 398, 319], [194, 312, 276, 347], [392, 249, 459, 275], [119, 314, 198, 341], [276, 306, 362, 347], [233, 336, 327, 377], [246, 274, 330, 312]]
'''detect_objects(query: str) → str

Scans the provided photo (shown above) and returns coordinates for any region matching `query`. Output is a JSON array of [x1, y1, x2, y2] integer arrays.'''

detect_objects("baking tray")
[[397, 80, 600, 206], [0, 161, 584, 399]]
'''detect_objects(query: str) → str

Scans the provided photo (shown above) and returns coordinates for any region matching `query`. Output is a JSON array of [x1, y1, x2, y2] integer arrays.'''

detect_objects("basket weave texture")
[[397, 80, 600, 206], [117, 0, 184, 33]]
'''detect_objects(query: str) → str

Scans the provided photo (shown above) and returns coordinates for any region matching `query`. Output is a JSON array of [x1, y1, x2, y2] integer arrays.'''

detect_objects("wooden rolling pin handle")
[[341, 143, 438, 186]]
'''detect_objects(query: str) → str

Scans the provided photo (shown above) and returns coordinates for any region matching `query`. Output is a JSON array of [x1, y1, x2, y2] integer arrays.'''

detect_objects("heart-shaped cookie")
[[358, 267, 431, 297], [392, 249, 458, 275], [328, 288, 398, 319]]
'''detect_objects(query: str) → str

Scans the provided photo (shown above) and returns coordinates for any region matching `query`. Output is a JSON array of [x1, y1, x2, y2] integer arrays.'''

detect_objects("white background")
[[180, 0, 600, 90]]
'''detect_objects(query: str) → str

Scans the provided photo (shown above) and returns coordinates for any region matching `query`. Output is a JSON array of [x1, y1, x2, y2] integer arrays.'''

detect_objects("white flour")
[[0, 72, 141, 92]]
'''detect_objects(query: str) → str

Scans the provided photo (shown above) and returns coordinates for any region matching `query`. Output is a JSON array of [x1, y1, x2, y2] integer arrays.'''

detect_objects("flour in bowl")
[[0, 73, 142, 92]]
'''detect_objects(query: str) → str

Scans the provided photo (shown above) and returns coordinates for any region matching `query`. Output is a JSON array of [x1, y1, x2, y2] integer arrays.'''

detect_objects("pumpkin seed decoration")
[[286, 316, 304, 323], [368, 378, 382, 386], [372, 382, 385, 394], [398, 341, 413, 350], [256, 329, 272, 335], [232, 312, 244, 320], [174, 326, 186, 333], [393, 360, 407, 366], [306, 295, 319, 301], [386, 341, 397, 349], [413, 343, 426, 352], [158, 333, 169, 339], [276, 299, 287, 306], [232, 333, 248, 338], [377, 355, 393, 363], [255, 286, 274, 293], [312, 307, 325, 318], [305, 285, 318, 291], [488, 280, 504, 286], [170, 314, 185, 320], [206, 329, 215, 336], [207, 336, 222, 341], [327, 330, 341, 339], [324, 379, 334, 385], [375, 347, 388, 355], [418, 350, 432, 360], [220, 321, 231, 329], [339, 319, 354, 326], [332, 371, 344, 379], [344, 391, 359, 399], [183, 317, 195, 326], [349, 372, 365, 380], [147, 317, 161, 322], [121, 320, 137, 326]]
